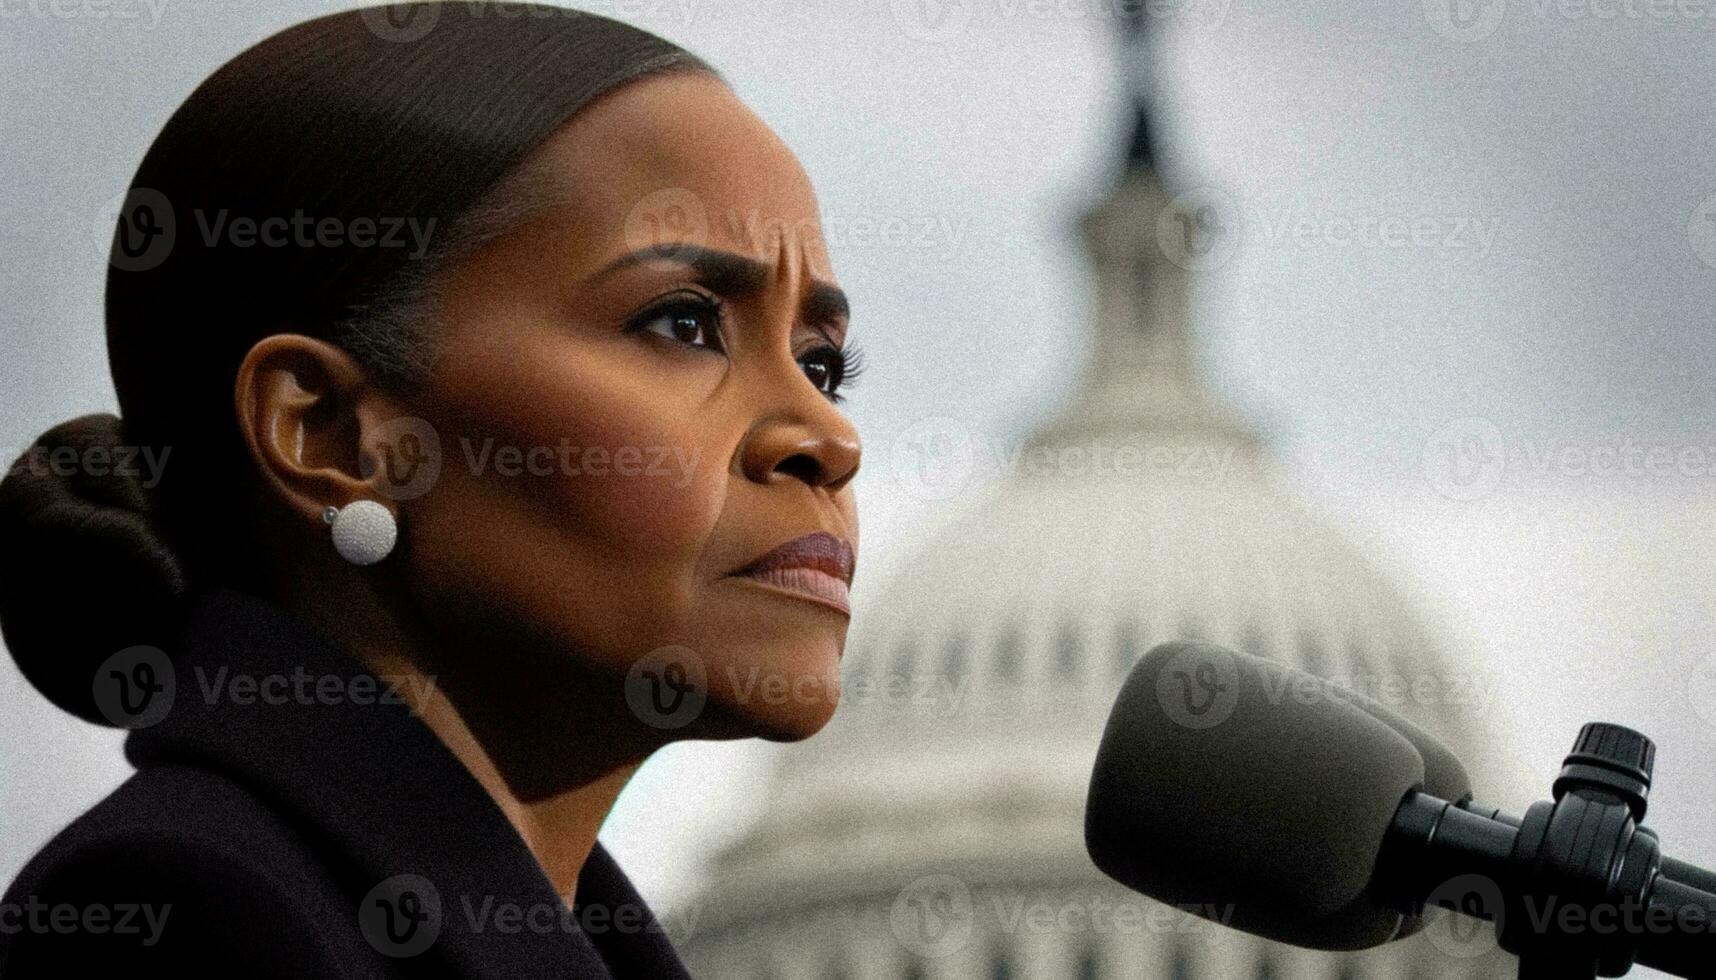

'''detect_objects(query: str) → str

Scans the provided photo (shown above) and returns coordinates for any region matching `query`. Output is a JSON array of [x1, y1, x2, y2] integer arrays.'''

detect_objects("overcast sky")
[[5, 5, 1715, 972]]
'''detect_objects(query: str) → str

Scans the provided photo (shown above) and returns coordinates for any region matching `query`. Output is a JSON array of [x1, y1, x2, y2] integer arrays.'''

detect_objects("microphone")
[[1084, 640, 1716, 978]]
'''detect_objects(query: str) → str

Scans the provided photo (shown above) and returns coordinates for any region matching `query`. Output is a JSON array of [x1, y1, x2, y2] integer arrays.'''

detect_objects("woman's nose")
[[737, 394, 861, 494]]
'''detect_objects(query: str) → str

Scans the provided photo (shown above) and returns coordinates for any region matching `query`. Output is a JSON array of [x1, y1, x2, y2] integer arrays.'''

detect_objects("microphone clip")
[[1502, 723, 1662, 979]]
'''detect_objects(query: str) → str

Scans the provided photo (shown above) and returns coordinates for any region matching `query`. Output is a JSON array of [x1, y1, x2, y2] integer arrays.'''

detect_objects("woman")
[[0, 3, 862, 976]]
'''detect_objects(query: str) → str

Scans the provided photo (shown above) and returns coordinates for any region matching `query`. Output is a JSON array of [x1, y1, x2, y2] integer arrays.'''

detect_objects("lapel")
[[123, 586, 693, 980]]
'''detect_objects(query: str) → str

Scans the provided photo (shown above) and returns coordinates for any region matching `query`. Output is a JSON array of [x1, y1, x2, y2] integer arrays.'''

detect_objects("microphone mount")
[[1379, 723, 1716, 979]]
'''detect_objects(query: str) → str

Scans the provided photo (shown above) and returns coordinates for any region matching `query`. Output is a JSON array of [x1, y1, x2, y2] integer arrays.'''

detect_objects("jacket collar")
[[123, 586, 692, 980]]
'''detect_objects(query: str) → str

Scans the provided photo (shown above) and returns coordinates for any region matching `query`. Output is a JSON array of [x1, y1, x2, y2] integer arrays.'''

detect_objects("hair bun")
[[0, 413, 187, 726]]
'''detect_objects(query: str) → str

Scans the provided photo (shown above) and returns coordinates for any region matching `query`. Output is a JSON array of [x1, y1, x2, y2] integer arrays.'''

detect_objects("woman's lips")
[[733, 565, 851, 616], [729, 531, 855, 615]]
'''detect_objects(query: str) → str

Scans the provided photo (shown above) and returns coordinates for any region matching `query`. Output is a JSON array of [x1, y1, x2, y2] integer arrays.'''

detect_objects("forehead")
[[512, 71, 832, 279]]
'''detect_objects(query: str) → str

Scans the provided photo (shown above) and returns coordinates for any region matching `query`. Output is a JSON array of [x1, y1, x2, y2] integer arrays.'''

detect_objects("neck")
[[363, 640, 644, 906], [278, 570, 653, 908]]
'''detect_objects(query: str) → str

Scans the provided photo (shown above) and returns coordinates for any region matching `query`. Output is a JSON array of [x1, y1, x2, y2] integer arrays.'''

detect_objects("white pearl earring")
[[323, 500, 397, 566]]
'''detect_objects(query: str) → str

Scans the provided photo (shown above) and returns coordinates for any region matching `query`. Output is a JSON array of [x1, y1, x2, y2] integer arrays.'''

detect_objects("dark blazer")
[[0, 586, 695, 979]]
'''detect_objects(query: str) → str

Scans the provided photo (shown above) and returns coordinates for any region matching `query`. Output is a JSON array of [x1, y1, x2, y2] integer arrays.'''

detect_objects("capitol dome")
[[676, 166, 1514, 980], [674, 38, 1516, 976]]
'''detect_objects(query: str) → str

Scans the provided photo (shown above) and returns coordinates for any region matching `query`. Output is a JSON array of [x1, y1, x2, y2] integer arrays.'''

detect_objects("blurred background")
[[4, 1, 1715, 977]]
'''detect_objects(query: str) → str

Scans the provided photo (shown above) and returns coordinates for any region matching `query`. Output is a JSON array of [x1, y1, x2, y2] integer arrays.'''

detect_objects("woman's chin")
[[687, 685, 841, 743], [751, 697, 840, 743], [670, 623, 846, 740]]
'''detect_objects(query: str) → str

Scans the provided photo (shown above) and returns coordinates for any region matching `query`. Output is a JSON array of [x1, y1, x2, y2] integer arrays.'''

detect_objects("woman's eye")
[[631, 296, 724, 352], [800, 344, 865, 402]]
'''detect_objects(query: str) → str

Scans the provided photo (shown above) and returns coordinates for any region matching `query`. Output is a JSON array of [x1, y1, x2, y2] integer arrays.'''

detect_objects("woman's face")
[[397, 72, 861, 746]]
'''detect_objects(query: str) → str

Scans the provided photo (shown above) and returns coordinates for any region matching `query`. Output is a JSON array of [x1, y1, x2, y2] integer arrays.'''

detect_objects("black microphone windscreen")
[[1333, 678, 1474, 942], [1344, 685, 1471, 805], [1084, 640, 1436, 950]]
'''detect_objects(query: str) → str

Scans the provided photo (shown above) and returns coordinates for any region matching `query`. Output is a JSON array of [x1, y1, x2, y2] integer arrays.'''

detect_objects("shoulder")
[[0, 763, 356, 977]]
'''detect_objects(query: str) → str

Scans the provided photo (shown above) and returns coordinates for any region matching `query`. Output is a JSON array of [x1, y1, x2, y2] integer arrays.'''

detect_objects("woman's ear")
[[233, 334, 405, 526]]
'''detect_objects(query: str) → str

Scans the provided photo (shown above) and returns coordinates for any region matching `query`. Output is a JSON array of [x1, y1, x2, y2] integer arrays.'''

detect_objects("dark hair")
[[0, 2, 718, 725]]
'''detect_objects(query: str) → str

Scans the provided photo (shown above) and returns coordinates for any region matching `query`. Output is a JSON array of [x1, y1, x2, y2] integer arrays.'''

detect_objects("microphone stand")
[[1384, 723, 1716, 980]]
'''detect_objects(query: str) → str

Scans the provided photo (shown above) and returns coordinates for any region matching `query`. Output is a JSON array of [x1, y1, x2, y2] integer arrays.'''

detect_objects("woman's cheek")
[[547, 401, 726, 569], [441, 327, 727, 568]]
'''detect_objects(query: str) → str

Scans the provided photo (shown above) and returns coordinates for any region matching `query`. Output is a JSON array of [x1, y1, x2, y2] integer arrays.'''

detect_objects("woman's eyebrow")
[[586, 242, 849, 325]]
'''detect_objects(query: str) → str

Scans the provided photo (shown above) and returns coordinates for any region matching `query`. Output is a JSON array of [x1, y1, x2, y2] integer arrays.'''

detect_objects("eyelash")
[[624, 290, 866, 403], [625, 290, 729, 352]]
